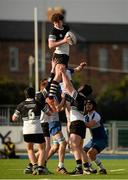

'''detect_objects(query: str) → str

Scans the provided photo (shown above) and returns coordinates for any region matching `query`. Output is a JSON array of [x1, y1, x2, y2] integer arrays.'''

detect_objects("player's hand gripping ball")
[[65, 31, 77, 45]]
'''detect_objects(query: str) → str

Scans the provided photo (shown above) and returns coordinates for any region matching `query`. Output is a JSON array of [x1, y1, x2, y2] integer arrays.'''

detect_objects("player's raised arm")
[[74, 61, 87, 72], [60, 66, 75, 96]]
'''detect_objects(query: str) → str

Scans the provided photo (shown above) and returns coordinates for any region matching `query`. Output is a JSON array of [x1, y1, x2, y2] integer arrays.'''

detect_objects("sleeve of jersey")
[[37, 97, 49, 113], [42, 103, 50, 113], [48, 29, 56, 41], [64, 24, 70, 31], [68, 67, 74, 74], [71, 90, 78, 100], [13, 104, 21, 119], [36, 93, 45, 105], [64, 90, 78, 102], [94, 113, 101, 123], [64, 93, 73, 103]]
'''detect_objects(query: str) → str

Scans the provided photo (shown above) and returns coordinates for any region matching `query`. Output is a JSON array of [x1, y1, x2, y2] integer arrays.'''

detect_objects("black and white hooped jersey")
[[13, 98, 45, 135], [71, 90, 85, 112], [84, 111, 108, 140], [68, 90, 85, 122], [48, 24, 70, 55]]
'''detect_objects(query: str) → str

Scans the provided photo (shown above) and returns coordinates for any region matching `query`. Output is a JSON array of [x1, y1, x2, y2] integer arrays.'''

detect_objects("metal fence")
[[0, 105, 128, 153], [0, 105, 22, 126]]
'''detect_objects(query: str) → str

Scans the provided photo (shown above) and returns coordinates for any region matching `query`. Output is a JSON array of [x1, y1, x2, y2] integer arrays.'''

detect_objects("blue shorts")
[[49, 121, 61, 136], [84, 138, 107, 153]]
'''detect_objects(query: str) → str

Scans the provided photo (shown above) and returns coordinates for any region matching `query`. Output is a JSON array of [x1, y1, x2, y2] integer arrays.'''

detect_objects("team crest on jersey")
[[59, 34, 63, 38]]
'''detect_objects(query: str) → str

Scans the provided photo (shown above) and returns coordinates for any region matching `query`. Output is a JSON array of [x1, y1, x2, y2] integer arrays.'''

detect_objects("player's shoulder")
[[49, 26, 56, 35], [94, 111, 101, 119], [36, 91, 45, 101], [36, 91, 41, 96], [17, 101, 25, 109], [50, 25, 62, 34], [63, 24, 70, 31], [67, 67, 74, 74]]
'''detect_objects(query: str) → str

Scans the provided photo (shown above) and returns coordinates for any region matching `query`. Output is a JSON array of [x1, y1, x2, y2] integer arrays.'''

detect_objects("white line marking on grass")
[[110, 168, 125, 172]]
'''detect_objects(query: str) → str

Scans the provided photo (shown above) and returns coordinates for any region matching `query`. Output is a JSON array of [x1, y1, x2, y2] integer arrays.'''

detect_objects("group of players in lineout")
[[12, 13, 108, 175]]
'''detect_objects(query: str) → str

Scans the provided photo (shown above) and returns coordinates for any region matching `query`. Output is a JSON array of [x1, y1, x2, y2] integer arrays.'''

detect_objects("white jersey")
[[84, 111, 101, 129], [23, 118, 43, 135], [54, 44, 69, 55], [40, 111, 59, 123], [70, 107, 85, 122]]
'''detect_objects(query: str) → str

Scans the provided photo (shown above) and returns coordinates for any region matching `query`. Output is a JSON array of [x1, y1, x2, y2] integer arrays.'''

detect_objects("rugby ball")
[[65, 31, 77, 45]]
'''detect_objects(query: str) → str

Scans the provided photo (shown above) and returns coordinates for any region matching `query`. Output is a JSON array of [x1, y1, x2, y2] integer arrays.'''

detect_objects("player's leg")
[[24, 142, 37, 174], [69, 133, 83, 174], [95, 156, 107, 174], [47, 137, 59, 161], [54, 131, 68, 174], [87, 139, 107, 174], [65, 104, 71, 152], [47, 54, 69, 111], [83, 140, 97, 174], [41, 122, 51, 164], [33, 142, 52, 175]]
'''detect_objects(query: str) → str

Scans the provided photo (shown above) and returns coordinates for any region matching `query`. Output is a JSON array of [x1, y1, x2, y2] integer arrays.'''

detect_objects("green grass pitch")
[[0, 159, 128, 179]]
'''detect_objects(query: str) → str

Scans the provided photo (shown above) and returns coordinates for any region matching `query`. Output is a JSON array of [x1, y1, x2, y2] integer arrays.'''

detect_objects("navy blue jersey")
[[85, 111, 108, 140]]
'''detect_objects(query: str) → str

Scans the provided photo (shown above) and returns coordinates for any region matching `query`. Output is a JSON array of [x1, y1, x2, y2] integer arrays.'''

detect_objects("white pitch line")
[[110, 168, 125, 172]]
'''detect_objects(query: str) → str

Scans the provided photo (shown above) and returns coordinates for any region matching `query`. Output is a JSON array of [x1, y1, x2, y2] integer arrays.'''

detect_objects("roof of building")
[[0, 20, 128, 43]]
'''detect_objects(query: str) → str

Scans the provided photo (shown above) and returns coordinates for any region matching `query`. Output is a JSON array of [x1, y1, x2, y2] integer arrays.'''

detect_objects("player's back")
[[18, 99, 43, 135]]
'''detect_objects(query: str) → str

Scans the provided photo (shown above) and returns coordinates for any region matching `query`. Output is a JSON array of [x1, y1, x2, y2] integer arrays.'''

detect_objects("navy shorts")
[[84, 138, 107, 153], [49, 121, 61, 136]]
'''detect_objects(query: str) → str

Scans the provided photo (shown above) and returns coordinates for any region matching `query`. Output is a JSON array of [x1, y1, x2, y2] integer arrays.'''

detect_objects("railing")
[[0, 105, 22, 126], [0, 105, 128, 153]]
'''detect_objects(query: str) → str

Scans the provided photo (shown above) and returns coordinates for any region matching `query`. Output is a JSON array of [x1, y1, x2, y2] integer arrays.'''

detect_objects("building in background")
[[0, 18, 128, 95], [0, 0, 128, 95]]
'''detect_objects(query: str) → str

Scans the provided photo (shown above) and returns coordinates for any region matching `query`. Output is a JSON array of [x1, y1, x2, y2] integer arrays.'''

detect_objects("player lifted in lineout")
[[46, 13, 77, 112]]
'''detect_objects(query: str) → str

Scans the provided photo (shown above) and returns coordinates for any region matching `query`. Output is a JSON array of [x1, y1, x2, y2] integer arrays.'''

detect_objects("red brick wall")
[[0, 40, 127, 95]]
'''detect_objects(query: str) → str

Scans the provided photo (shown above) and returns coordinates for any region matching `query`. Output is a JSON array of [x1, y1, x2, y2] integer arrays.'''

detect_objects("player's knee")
[[57, 136, 66, 145], [70, 142, 78, 151], [53, 144, 59, 152], [87, 150, 96, 161]]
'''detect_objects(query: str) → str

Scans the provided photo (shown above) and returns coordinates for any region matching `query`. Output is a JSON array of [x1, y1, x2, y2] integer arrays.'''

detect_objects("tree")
[[0, 81, 27, 105], [98, 75, 128, 121]]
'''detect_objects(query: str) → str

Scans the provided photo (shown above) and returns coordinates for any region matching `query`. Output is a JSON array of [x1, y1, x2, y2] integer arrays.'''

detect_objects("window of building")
[[99, 48, 108, 72], [123, 48, 128, 72], [9, 47, 19, 71]]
